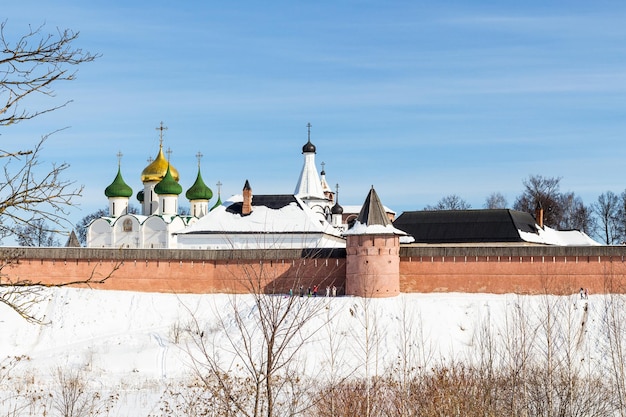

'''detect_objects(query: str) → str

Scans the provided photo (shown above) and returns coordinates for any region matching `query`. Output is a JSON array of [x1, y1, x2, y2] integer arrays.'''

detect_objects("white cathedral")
[[87, 124, 382, 250]]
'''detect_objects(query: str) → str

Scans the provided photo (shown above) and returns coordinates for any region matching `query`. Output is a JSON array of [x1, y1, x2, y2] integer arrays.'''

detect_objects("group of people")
[[579, 287, 589, 299], [291, 285, 338, 298]]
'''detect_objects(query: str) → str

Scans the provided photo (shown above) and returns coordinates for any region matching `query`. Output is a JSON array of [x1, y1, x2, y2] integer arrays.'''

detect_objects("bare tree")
[[14, 217, 60, 246], [424, 194, 471, 210], [559, 191, 595, 233], [51, 367, 115, 417], [1, 20, 98, 240], [185, 255, 335, 417], [0, 21, 109, 324], [1, 21, 98, 126], [514, 175, 563, 228], [484, 192, 508, 209], [601, 292, 626, 416], [616, 189, 626, 244], [593, 191, 621, 244]]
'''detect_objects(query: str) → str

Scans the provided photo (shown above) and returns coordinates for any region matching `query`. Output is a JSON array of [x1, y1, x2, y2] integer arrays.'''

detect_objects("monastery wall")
[[2, 246, 626, 295], [400, 246, 626, 294], [0, 248, 346, 295]]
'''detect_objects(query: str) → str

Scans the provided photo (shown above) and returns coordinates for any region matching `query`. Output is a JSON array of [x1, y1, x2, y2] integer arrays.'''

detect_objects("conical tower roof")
[[186, 168, 213, 201], [141, 145, 180, 183], [345, 186, 406, 236], [105, 166, 133, 198], [356, 186, 391, 227], [154, 165, 182, 195]]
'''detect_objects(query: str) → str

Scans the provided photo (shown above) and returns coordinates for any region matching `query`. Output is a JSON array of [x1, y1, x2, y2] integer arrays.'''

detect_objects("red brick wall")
[[399, 248, 626, 294], [1, 249, 346, 295], [3, 246, 626, 295]]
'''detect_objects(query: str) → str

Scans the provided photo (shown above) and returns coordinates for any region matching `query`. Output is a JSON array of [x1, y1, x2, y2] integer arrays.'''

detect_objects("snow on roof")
[[343, 220, 407, 236], [180, 194, 342, 237], [519, 225, 601, 246]]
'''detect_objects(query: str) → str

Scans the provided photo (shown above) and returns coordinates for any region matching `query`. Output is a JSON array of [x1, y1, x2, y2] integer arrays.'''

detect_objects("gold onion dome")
[[104, 167, 133, 198], [154, 165, 182, 195], [141, 146, 180, 183]]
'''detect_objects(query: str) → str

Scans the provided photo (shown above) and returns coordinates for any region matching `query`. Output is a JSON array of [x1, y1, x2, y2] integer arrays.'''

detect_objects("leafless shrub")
[[50, 367, 116, 417]]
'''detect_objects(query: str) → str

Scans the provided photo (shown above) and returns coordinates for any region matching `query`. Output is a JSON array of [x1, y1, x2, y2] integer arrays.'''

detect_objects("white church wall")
[[143, 216, 168, 249], [87, 219, 113, 248], [112, 215, 142, 249]]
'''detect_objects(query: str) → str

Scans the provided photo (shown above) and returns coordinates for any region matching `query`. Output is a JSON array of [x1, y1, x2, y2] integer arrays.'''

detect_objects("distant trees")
[[513, 175, 564, 228], [425, 174, 612, 239], [484, 192, 508, 209], [593, 191, 620, 244], [424, 194, 471, 211], [14, 218, 60, 247], [75, 208, 108, 246]]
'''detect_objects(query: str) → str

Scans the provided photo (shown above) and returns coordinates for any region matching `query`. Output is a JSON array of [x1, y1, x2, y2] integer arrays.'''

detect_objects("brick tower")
[[345, 187, 405, 298]]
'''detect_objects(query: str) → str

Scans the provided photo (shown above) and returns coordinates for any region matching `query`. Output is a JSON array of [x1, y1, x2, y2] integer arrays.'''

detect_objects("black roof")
[[226, 194, 303, 215], [392, 209, 539, 243]]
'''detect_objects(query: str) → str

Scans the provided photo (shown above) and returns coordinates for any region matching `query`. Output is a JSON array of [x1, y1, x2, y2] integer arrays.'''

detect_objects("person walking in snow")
[[313, 285, 318, 297], [332, 285, 337, 297], [300, 285, 304, 297], [584, 288, 589, 299], [326, 286, 330, 297], [580, 287, 584, 299]]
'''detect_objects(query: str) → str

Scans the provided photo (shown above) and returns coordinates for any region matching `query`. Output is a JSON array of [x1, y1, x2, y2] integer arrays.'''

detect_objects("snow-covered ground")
[[0, 287, 617, 415]]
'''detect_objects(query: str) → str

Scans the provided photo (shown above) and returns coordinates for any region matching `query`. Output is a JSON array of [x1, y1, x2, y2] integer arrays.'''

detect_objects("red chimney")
[[242, 180, 252, 216], [535, 201, 544, 229]]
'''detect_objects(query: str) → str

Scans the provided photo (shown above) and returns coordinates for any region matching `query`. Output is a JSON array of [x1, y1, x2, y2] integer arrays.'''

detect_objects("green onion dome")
[[210, 194, 222, 211], [154, 165, 182, 195], [185, 169, 213, 201], [136, 190, 144, 203], [104, 167, 133, 198]]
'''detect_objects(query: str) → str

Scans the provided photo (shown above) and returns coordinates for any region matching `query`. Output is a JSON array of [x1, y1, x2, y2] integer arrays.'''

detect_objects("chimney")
[[242, 180, 252, 216], [535, 201, 544, 229]]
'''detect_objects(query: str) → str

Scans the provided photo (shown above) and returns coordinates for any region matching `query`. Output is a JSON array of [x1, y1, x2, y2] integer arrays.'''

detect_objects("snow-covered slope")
[[0, 288, 615, 415]]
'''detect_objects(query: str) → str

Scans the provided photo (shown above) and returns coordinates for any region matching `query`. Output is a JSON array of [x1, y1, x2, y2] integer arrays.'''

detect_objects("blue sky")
[[4, 1, 626, 234]]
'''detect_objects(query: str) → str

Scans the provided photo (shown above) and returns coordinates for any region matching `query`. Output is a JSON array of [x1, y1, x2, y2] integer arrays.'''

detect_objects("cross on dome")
[[156, 122, 168, 147]]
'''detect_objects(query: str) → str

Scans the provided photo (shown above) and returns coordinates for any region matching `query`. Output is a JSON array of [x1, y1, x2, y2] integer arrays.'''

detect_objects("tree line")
[[427, 174, 626, 245]]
